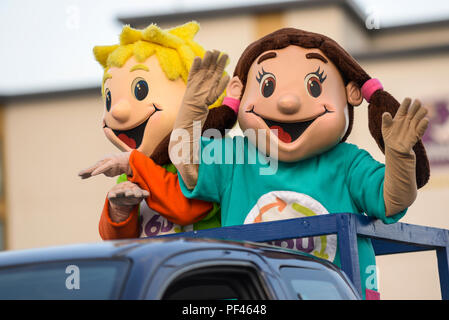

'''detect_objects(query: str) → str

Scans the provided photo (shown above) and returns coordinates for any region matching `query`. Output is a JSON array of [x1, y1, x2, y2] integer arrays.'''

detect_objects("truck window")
[[162, 266, 268, 300], [280, 266, 358, 300], [0, 259, 129, 300]]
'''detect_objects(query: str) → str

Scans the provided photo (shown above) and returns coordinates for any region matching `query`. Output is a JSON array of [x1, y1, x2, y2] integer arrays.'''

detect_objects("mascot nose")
[[277, 94, 301, 115], [111, 100, 131, 122]]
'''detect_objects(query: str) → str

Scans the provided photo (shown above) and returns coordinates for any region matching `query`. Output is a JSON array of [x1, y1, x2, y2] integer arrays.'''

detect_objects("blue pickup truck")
[[0, 237, 359, 300], [0, 213, 448, 300]]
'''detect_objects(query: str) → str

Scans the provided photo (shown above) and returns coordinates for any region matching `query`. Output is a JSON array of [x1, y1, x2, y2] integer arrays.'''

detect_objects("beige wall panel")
[[254, 12, 284, 39], [284, 6, 345, 42], [376, 251, 441, 300], [4, 93, 117, 250], [372, 27, 449, 53], [194, 16, 257, 75], [284, 5, 369, 51]]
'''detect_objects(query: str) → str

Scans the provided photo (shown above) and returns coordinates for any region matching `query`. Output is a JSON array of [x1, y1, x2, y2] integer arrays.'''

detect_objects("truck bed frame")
[[157, 213, 449, 299]]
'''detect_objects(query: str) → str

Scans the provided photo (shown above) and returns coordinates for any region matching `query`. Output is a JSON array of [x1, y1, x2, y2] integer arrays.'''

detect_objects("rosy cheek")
[[239, 91, 257, 112], [237, 108, 257, 132], [322, 84, 347, 109], [245, 95, 275, 114], [237, 107, 250, 126], [314, 94, 338, 111], [242, 83, 264, 102]]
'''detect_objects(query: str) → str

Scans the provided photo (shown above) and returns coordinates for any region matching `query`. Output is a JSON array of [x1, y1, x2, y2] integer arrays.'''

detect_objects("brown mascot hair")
[[150, 105, 237, 166], [231, 28, 429, 188]]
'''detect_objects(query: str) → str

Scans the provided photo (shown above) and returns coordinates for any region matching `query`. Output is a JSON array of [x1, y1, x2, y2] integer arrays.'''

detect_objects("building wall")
[[284, 5, 369, 52], [2, 4, 449, 299], [4, 93, 114, 249]]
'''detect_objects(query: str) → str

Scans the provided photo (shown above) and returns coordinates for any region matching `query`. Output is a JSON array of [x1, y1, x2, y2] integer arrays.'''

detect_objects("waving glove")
[[382, 98, 429, 216], [169, 50, 229, 189]]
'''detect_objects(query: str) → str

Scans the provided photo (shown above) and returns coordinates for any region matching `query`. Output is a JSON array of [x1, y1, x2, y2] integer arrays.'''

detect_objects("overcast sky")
[[1, 0, 448, 96]]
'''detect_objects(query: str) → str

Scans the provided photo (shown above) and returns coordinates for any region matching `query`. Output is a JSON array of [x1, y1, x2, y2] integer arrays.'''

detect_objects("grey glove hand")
[[382, 98, 429, 216], [107, 181, 150, 223], [182, 50, 230, 111], [382, 98, 429, 155], [78, 152, 132, 179], [169, 50, 230, 189]]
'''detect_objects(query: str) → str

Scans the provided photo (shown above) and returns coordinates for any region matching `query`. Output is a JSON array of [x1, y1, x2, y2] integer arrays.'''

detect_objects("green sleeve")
[[193, 203, 221, 230], [116, 173, 128, 184], [179, 137, 235, 204], [344, 144, 406, 224]]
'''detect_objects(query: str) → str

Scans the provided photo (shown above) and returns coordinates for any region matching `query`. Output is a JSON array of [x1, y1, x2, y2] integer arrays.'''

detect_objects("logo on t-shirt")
[[139, 201, 184, 237], [244, 191, 337, 261]]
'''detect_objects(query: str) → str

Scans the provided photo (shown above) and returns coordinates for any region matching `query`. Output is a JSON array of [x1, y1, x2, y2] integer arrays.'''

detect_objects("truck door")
[[144, 247, 287, 300]]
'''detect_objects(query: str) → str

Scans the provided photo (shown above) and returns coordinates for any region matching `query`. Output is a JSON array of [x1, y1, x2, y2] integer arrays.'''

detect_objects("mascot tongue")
[[118, 133, 137, 149], [270, 125, 292, 143]]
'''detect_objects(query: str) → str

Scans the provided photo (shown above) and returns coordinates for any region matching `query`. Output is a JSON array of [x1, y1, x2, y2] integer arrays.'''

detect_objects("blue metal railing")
[[155, 213, 449, 299]]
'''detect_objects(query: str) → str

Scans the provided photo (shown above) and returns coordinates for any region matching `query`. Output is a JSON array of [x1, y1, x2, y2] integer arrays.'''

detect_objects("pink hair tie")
[[361, 78, 383, 102], [223, 96, 240, 114]]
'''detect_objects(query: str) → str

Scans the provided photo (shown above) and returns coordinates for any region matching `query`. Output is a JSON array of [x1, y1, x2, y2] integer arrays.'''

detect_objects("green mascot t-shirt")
[[179, 136, 406, 299]]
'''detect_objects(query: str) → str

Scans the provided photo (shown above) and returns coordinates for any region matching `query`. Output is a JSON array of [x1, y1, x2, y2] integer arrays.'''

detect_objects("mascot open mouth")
[[263, 118, 316, 143], [104, 105, 161, 149], [247, 106, 331, 143], [110, 118, 149, 149]]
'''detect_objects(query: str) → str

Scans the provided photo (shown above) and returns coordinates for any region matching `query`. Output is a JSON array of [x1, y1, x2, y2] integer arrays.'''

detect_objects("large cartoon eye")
[[131, 77, 149, 101], [304, 74, 322, 98], [105, 88, 111, 112], [259, 72, 276, 98], [304, 67, 326, 98]]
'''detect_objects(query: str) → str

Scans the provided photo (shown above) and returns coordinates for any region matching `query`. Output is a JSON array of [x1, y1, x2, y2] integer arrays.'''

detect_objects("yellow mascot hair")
[[93, 21, 225, 109]]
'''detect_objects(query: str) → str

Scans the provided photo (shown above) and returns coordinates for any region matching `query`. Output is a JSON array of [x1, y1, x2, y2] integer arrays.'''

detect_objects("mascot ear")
[[346, 81, 363, 106], [226, 76, 244, 100]]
